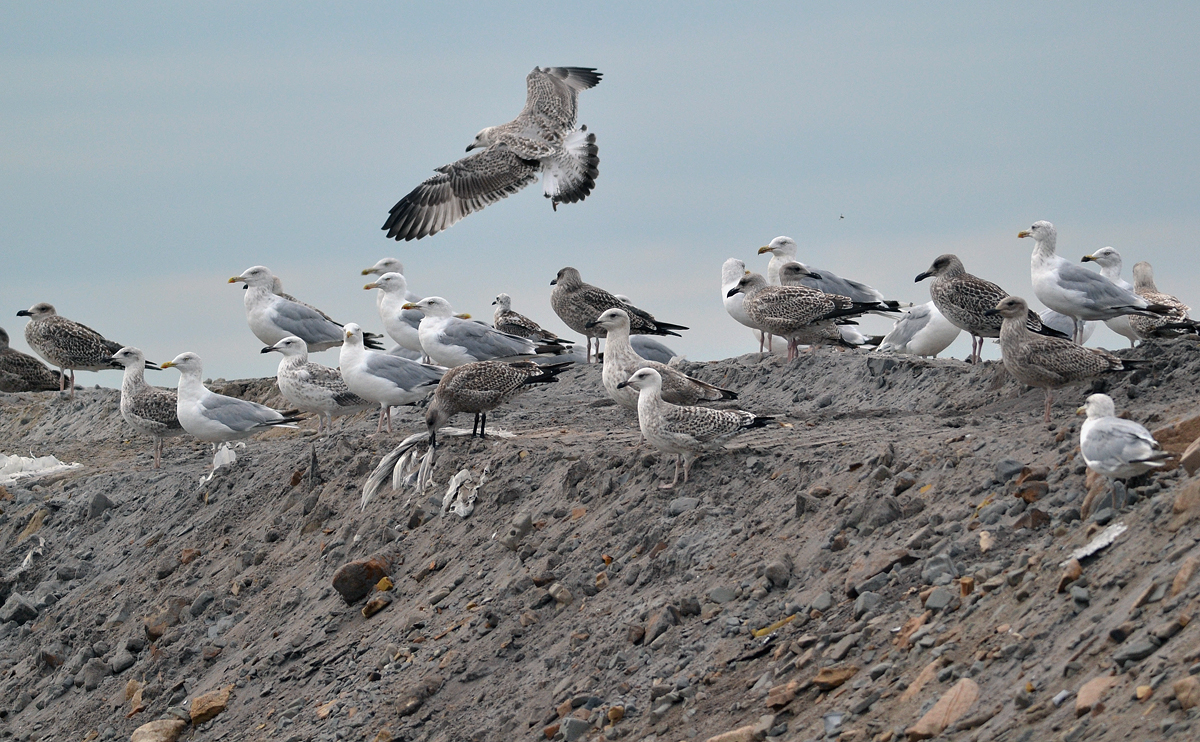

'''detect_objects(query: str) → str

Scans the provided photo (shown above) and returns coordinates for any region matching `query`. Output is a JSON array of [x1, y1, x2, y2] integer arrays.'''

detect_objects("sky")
[[3, 2, 1198, 386]]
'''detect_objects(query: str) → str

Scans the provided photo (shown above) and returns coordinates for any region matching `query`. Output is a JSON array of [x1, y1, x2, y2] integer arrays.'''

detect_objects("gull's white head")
[[1131, 261, 1159, 293], [492, 293, 512, 310], [616, 366, 663, 393], [160, 352, 202, 376], [404, 297, 455, 318], [362, 258, 404, 277], [1017, 221, 1056, 248], [585, 307, 631, 332], [721, 258, 748, 286], [229, 265, 276, 288], [1078, 393, 1116, 419], [262, 336, 308, 359], [110, 346, 147, 368], [16, 302, 57, 320], [758, 236, 798, 259], [1081, 246, 1122, 269], [726, 272, 769, 298], [364, 272, 408, 294], [465, 127, 500, 152], [342, 323, 365, 346]]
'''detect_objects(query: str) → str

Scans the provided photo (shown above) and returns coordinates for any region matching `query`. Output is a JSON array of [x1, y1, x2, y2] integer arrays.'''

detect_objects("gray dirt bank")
[[1, 339, 1199, 742]]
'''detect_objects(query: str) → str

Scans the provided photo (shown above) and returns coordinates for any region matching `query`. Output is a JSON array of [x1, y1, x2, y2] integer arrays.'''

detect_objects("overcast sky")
[[3, 2, 1198, 386]]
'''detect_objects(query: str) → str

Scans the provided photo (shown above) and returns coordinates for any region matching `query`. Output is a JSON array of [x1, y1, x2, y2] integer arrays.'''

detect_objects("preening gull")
[[230, 266, 383, 352], [338, 323, 445, 433], [586, 308, 736, 411], [17, 302, 140, 397], [0, 327, 65, 393], [425, 360, 573, 446], [492, 293, 564, 344], [1128, 261, 1198, 340], [1039, 309, 1096, 345], [160, 352, 301, 442], [1080, 247, 1140, 347], [1021, 221, 1168, 343], [382, 66, 602, 241], [364, 273, 427, 356], [617, 367, 774, 490], [986, 296, 1130, 422], [262, 336, 373, 435], [915, 253, 1067, 364], [405, 296, 567, 367], [875, 302, 961, 358], [1078, 393, 1172, 480], [112, 346, 183, 469], [550, 266, 688, 363]]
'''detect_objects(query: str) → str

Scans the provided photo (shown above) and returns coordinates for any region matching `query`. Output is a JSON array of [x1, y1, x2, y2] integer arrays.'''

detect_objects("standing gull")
[[586, 308, 736, 411], [0, 327, 66, 393], [338, 323, 445, 433], [262, 336, 373, 435], [1039, 309, 1096, 345], [112, 346, 183, 469], [383, 66, 602, 241], [550, 266, 688, 363], [160, 352, 302, 442], [425, 360, 573, 446], [1021, 221, 1169, 344], [875, 302, 961, 358], [915, 253, 1067, 364], [617, 368, 774, 490], [229, 265, 383, 352], [492, 293, 564, 344], [1078, 393, 1172, 480], [364, 273, 427, 357], [405, 297, 567, 368], [1080, 247, 1140, 347], [986, 296, 1131, 423], [16, 302, 138, 397], [722, 258, 772, 353], [1128, 261, 1198, 339]]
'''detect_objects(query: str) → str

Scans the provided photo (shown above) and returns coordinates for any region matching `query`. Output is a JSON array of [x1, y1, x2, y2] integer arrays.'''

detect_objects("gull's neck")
[[121, 364, 146, 390]]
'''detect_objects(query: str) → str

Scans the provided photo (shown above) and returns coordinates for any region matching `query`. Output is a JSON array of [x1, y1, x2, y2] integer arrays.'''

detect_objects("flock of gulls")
[[3, 66, 1196, 497]]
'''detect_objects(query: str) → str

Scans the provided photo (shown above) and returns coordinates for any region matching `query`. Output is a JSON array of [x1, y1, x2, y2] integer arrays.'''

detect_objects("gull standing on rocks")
[[617, 368, 774, 490], [916, 254, 1068, 364], [1128, 261, 1198, 340], [262, 336, 373, 435], [16, 302, 140, 396], [550, 267, 688, 363], [405, 297, 568, 368], [492, 293, 564, 344], [587, 308, 736, 411], [383, 67, 602, 241], [112, 347, 183, 469], [1021, 221, 1169, 344], [425, 360, 573, 446], [339, 323, 445, 433], [1080, 247, 1140, 347], [0, 327, 66, 392], [160, 352, 302, 442], [229, 266, 384, 352], [986, 296, 1131, 422], [1078, 393, 1172, 480], [875, 302, 961, 358]]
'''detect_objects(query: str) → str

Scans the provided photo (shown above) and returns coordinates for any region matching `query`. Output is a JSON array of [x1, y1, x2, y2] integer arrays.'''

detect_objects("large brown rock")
[[190, 684, 232, 724], [130, 719, 186, 742], [1153, 414, 1200, 469], [1169, 476, 1200, 532], [1175, 676, 1200, 710], [1075, 675, 1117, 717], [813, 665, 858, 690], [143, 597, 189, 641], [906, 678, 979, 740], [331, 556, 392, 604], [1181, 437, 1200, 476]]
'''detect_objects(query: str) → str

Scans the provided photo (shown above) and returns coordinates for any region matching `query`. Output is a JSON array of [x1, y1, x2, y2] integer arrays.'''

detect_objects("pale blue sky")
[[3, 2, 1198, 383]]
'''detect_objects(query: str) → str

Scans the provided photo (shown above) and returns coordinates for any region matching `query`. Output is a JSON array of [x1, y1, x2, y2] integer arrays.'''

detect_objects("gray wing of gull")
[[794, 266, 885, 303], [362, 353, 445, 390], [629, 336, 677, 364], [199, 394, 284, 432], [437, 318, 537, 359], [880, 304, 934, 349], [1053, 263, 1147, 312], [268, 300, 345, 346], [1084, 418, 1162, 468]]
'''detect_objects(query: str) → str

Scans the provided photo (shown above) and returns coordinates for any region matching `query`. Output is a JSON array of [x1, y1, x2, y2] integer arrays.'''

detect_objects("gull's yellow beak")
[[455, 313, 470, 319], [1076, 406, 1086, 416], [1081, 255, 1095, 263], [757, 246, 772, 255], [160, 361, 176, 369], [401, 303, 418, 310], [744, 269, 750, 275], [228, 276, 242, 283], [345, 329, 353, 339], [1017, 230, 1031, 239], [361, 268, 374, 275], [364, 282, 379, 290]]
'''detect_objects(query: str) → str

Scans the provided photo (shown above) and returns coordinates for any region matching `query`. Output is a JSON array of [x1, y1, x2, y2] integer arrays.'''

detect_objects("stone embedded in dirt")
[[1058, 559, 1083, 593], [143, 597, 189, 640], [1181, 437, 1200, 476], [129, 719, 186, 742], [189, 591, 215, 617], [88, 492, 114, 520], [812, 665, 858, 690], [1112, 639, 1158, 664], [925, 587, 956, 612], [363, 593, 392, 618], [764, 557, 792, 588], [155, 555, 180, 580], [1014, 480, 1049, 503], [1075, 675, 1117, 717], [1174, 676, 1200, 710], [854, 591, 882, 619], [79, 657, 109, 691], [110, 649, 135, 674], [1016, 465, 1049, 484], [905, 677, 979, 740], [644, 605, 680, 645], [331, 557, 391, 604], [560, 717, 590, 742], [995, 459, 1026, 482], [702, 725, 758, 742], [810, 591, 834, 612], [708, 586, 738, 604], [190, 684, 232, 724], [1169, 477, 1200, 531], [398, 674, 444, 717], [548, 583, 573, 607], [179, 548, 201, 565], [499, 512, 534, 550], [1172, 556, 1198, 597], [0, 593, 38, 625], [1013, 508, 1050, 530], [668, 497, 699, 516], [1151, 413, 1200, 465]]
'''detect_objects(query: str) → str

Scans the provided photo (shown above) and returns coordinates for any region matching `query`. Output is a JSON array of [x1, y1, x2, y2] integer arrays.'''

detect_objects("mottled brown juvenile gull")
[[1080, 247, 1139, 346], [1022, 221, 1169, 344], [915, 253, 1067, 364], [617, 368, 774, 490], [726, 272, 882, 361], [0, 327, 65, 393], [986, 296, 1130, 422], [383, 67, 602, 241], [160, 352, 302, 442], [16, 302, 138, 397], [1128, 261, 1198, 340], [339, 324, 445, 433], [112, 347, 183, 469], [405, 297, 568, 368], [586, 308, 736, 411], [758, 236, 891, 303], [550, 266, 688, 363], [229, 265, 384, 352], [425, 360, 573, 446], [875, 302, 960, 358], [262, 336, 372, 435], [1078, 393, 1172, 480], [492, 293, 564, 344]]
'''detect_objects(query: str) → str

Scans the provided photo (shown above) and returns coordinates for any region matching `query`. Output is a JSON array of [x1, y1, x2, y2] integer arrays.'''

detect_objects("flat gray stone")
[[707, 586, 738, 603], [668, 497, 700, 516], [811, 591, 834, 613], [561, 717, 590, 742], [110, 650, 135, 674], [925, 586, 955, 612], [854, 591, 882, 619], [0, 593, 38, 625]]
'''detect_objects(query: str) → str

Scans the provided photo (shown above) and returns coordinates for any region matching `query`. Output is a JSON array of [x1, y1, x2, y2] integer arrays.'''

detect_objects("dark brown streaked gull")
[[16, 302, 136, 397], [1128, 261, 1198, 340], [0, 326, 66, 393], [492, 293, 564, 344], [425, 360, 574, 446], [112, 346, 183, 469]]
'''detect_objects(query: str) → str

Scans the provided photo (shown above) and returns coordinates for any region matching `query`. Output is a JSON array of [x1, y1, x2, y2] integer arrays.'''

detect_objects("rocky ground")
[[1, 338, 1200, 742]]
